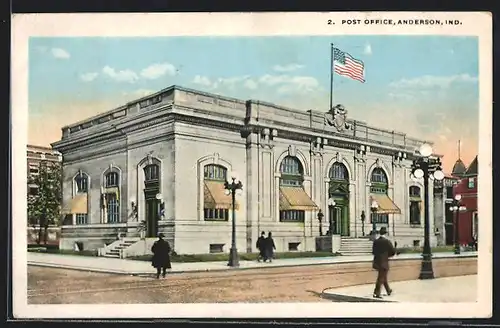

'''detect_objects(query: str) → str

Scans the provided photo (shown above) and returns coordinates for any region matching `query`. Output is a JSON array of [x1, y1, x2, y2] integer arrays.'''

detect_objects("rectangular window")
[[209, 244, 225, 253], [75, 214, 88, 225], [472, 212, 478, 237], [446, 186, 453, 198], [107, 194, 120, 223], [280, 179, 302, 187], [29, 167, 39, 174], [288, 242, 300, 251], [76, 176, 88, 193], [409, 201, 421, 225], [370, 186, 387, 194], [204, 208, 229, 221], [29, 187, 38, 196], [279, 210, 305, 222], [468, 177, 475, 189], [370, 213, 388, 224]]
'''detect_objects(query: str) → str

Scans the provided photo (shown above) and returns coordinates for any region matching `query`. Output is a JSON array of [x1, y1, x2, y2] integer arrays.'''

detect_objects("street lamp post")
[[224, 173, 243, 267], [317, 210, 324, 236], [370, 200, 379, 237], [449, 194, 466, 255], [327, 198, 336, 235], [411, 143, 445, 280]]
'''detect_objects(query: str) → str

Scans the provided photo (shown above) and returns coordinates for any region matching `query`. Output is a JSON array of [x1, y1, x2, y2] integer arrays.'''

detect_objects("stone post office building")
[[52, 85, 441, 255]]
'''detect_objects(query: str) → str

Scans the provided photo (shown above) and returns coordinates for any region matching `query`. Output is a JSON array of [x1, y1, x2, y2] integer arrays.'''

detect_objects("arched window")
[[103, 171, 121, 223], [409, 186, 421, 225], [204, 164, 227, 182], [75, 172, 89, 193], [370, 168, 389, 225], [279, 156, 305, 222], [203, 164, 229, 221], [73, 171, 89, 225], [105, 172, 119, 188], [329, 162, 349, 181], [280, 156, 303, 187], [144, 164, 160, 182]]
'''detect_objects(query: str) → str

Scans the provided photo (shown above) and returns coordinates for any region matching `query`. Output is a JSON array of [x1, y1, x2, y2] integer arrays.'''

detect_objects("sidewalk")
[[322, 275, 477, 303], [27, 251, 478, 275]]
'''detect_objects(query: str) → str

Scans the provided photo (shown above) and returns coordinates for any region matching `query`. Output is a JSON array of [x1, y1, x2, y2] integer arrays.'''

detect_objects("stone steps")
[[339, 238, 372, 256], [102, 239, 139, 259]]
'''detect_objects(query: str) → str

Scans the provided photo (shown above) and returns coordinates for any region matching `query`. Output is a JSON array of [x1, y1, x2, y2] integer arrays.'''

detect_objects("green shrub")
[[396, 245, 456, 254]]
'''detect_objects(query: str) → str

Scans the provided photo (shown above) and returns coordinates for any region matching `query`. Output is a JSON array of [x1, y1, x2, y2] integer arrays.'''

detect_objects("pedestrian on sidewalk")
[[151, 233, 172, 279], [264, 232, 276, 263], [371, 227, 395, 299], [256, 231, 266, 262]]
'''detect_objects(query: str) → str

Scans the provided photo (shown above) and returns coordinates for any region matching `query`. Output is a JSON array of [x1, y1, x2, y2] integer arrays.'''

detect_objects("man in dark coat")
[[151, 233, 172, 279], [372, 227, 395, 298], [264, 232, 276, 263], [256, 231, 266, 262]]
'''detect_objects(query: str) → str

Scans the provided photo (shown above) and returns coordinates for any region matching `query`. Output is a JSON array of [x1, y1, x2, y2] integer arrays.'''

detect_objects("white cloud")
[[102, 66, 139, 83], [192, 75, 213, 87], [51, 48, 70, 59], [364, 43, 372, 55], [389, 74, 478, 89], [244, 79, 258, 90], [140, 62, 176, 80], [192, 73, 321, 95], [272, 64, 304, 72], [80, 72, 99, 82]]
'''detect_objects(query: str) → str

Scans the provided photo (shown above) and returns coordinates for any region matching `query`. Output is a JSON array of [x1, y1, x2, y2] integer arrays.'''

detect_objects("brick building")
[[452, 155, 478, 245]]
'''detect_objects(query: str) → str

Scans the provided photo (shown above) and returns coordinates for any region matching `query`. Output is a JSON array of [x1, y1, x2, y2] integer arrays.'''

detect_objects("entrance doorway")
[[145, 197, 159, 238], [329, 202, 349, 236]]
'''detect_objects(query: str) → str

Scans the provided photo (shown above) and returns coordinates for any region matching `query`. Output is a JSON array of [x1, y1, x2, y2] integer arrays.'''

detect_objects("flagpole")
[[330, 43, 334, 111]]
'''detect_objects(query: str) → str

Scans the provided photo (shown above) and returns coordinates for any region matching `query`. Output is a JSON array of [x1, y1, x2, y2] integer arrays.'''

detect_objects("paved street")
[[322, 275, 477, 303], [28, 257, 477, 304]]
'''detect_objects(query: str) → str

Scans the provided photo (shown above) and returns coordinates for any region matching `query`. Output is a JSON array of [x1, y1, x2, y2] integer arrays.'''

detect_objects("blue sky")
[[28, 36, 479, 171]]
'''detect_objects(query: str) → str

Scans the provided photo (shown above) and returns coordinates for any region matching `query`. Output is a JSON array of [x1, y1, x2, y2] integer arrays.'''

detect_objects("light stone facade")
[[52, 85, 441, 254]]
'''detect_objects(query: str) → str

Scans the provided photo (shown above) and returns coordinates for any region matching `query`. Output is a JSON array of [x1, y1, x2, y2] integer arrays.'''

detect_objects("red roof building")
[[452, 155, 478, 245]]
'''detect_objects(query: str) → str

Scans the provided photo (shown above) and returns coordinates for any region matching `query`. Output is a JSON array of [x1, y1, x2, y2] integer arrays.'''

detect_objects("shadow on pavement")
[[319, 292, 394, 303]]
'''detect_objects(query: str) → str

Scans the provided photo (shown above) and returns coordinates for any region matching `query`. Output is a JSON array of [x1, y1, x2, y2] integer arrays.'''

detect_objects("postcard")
[[12, 12, 492, 319]]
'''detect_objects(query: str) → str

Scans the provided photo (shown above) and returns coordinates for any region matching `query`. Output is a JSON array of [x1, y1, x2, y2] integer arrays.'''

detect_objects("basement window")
[[209, 244, 224, 254], [413, 240, 420, 247], [288, 242, 301, 251]]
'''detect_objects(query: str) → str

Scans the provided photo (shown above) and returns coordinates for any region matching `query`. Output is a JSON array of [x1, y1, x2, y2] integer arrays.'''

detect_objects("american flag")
[[333, 48, 365, 83]]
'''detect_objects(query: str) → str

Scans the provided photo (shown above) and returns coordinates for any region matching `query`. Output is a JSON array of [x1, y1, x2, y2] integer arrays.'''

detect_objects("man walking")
[[264, 232, 276, 263], [372, 227, 395, 299], [151, 233, 172, 279], [256, 231, 266, 262]]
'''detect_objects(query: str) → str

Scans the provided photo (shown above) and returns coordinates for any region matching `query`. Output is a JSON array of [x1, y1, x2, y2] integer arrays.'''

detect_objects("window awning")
[[279, 187, 319, 211], [62, 194, 88, 214], [370, 194, 401, 214], [204, 181, 239, 210]]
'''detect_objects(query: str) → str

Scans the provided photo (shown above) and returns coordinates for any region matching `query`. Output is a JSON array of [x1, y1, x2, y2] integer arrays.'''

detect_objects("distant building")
[[27, 145, 62, 245], [452, 155, 478, 245], [52, 85, 443, 255]]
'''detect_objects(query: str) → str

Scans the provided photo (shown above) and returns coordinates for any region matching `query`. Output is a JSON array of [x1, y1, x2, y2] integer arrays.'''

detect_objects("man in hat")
[[151, 233, 172, 279], [256, 231, 266, 262], [371, 227, 396, 299]]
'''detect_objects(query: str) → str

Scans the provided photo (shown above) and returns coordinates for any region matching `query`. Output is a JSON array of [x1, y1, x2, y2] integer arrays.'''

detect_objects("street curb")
[[27, 253, 478, 276]]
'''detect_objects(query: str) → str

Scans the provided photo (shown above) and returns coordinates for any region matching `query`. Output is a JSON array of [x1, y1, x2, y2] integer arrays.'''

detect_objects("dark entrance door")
[[144, 188, 159, 238]]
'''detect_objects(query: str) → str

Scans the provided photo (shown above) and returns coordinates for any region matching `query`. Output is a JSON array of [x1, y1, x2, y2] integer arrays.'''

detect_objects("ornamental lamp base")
[[227, 247, 240, 267], [419, 254, 435, 280]]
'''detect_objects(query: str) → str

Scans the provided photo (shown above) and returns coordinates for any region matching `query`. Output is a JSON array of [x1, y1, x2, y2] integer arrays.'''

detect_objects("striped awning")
[[279, 187, 319, 211], [62, 194, 88, 214], [204, 180, 239, 210], [370, 194, 401, 214]]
